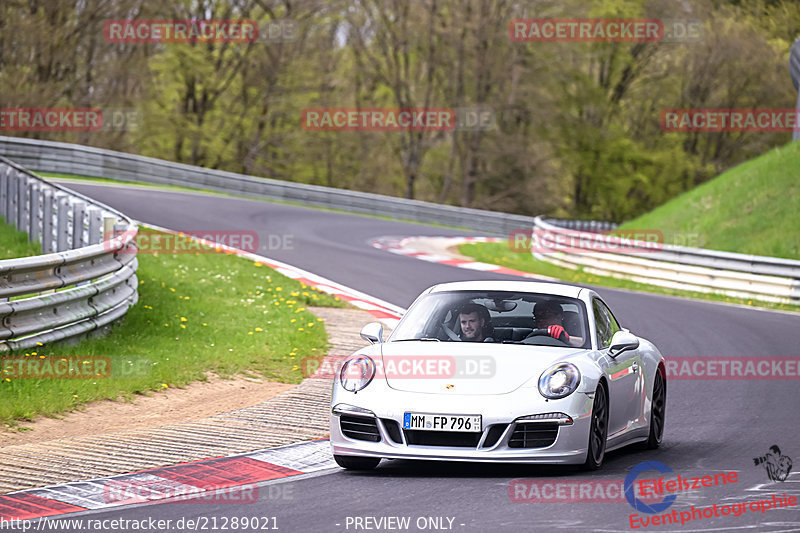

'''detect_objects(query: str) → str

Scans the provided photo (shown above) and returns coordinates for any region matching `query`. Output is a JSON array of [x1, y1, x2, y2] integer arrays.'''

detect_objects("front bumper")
[[330, 388, 595, 464]]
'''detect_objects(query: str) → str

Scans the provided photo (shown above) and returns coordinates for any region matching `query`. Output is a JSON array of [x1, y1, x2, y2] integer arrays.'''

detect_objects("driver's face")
[[460, 312, 483, 340]]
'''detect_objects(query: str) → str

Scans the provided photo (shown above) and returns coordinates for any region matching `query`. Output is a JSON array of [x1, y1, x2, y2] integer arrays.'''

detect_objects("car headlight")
[[340, 355, 376, 392], [538, 363, 581, 399]]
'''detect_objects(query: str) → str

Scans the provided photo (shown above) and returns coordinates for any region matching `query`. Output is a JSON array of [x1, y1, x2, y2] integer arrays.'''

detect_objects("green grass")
[[0, 218, 44, 259], [618, 142, 800, 260], [0, 227, 344, 425], [458, 241, 800, 313]]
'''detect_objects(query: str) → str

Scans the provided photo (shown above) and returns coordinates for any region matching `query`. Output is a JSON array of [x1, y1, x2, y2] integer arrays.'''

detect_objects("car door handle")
[[631, 361, 639, 374]]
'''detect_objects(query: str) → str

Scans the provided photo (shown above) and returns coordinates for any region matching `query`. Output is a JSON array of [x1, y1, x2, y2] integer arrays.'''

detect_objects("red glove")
[[547, 325, 569, 342]]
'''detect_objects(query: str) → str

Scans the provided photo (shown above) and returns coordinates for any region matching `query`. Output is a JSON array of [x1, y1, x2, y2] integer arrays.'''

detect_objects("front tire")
[[584, 383, 609, 470], [643, 369, 666, 449], [334, 454, 381, 470]]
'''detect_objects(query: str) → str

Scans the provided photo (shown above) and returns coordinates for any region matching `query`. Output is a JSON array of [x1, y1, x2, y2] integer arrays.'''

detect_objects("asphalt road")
[[49, 181, 800, 532]]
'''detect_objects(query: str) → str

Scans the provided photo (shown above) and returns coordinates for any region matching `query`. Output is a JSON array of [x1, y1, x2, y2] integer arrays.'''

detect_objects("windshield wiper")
[[393, 337, 441, 342]]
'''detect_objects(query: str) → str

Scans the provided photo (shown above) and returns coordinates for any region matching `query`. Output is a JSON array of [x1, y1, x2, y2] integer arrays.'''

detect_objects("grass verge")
[[0, 226, 344, 425], [458, 241, 800, 313], [618, 141, 800, 260]]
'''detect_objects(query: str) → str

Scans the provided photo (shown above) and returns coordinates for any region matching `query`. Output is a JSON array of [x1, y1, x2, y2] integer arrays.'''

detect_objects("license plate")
[[403, 412, 482, 432]]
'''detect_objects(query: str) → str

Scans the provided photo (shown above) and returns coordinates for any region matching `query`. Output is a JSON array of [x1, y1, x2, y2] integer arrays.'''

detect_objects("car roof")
[[427, 280, 586, 299]]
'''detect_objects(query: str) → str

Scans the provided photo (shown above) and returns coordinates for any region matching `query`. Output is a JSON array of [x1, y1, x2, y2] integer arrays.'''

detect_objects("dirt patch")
[[0, 374, 295, 447]]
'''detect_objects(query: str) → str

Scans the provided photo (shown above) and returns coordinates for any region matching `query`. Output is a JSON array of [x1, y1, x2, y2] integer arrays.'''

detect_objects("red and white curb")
[[370, 236, 555, 281], [0, 440, 335, 520], [144, 224, 404, 328]]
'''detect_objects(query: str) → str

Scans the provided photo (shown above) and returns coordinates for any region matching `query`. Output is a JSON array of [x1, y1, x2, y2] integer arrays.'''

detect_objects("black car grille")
[[381, 418, 403, 444], [508, 422, 558, 448], [481, 424, 508, 448], [404, 430, 482, 447], [340, 415, 380, 442]]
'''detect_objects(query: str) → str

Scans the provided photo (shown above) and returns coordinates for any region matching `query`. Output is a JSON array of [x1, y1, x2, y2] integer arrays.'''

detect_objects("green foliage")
[[1, 0, 798, 222]]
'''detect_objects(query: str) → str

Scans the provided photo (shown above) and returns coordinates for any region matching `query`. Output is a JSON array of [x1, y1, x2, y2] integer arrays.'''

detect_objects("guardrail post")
[[29, 183, 41, 243], [8, 172, 17, 229], [87, 207, 102, 245], [72, 201, 86, 249], [103, 216, 116, 242], [56, 195, 70, 252], [17, 174, 28, 233], [0, 166, 8, 220], [42, 189, 54, 253]]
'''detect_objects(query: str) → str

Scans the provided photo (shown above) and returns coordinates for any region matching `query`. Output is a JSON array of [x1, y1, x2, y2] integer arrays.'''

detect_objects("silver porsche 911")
[[329, 280, 666, 471]]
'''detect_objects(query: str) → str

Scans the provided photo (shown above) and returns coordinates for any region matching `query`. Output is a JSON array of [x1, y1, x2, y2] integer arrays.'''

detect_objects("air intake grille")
[[508, 422, 558, 448], [340, 415, 380, 442]]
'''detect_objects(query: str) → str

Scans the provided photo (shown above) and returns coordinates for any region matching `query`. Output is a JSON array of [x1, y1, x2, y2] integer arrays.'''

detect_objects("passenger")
[[529, 300, 583, 347]]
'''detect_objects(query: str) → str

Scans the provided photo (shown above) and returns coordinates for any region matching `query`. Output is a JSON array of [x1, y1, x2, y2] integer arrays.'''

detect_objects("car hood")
[[379, 341, 586, 395]]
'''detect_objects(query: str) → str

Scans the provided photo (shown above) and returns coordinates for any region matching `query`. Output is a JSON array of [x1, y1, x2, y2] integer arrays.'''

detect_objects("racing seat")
[[563, 311, 581, 337]]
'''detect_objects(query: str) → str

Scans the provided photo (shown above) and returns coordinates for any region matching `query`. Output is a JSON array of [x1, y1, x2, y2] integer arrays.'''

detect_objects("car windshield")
[[389, 290, 590, 349]]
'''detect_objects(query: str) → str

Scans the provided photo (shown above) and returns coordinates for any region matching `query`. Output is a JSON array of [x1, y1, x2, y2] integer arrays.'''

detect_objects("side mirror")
[[608, 330, 639, 357], [360, 322, 384, 345]]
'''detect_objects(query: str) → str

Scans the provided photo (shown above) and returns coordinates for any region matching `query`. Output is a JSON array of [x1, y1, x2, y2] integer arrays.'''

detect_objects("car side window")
[[601, 300, 621, 341], [592, 299, 614, 347]]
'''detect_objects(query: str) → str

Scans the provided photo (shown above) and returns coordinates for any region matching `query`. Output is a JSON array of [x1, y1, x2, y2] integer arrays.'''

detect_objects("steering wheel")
[[525, 328, 551, 338]]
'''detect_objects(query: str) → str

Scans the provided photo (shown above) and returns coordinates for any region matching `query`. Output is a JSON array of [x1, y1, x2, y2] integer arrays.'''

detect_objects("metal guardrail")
[[0, 136, 797, 305], [0, 155, 138, 351], [0, 136, 541, 236], [533, 217, 800, 304]]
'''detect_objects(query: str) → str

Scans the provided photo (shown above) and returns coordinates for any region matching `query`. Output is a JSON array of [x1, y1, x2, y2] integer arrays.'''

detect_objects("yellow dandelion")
[[164, 323, 169, 326], [203, 322, 208, 326], [290, 318, 296, 323], [162, 383, 168, 388], [4, 378, 9, 382], [299, 327, 305, 331], [170, 288, 176, 292], [73, 394, 78, 398], [31, 352, 37, 356], [180, 324, 186, 329], [248, 331, 254, 335], [180, 317, 187, 322], [254, 262, 263, 267], [275, 287, 283, 292], [255, 327, 262, 332]]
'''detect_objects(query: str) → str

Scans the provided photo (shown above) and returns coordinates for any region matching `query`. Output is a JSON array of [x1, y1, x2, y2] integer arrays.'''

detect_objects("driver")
[[531, 301, 571, 344], [458, 303, 494, 342]]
